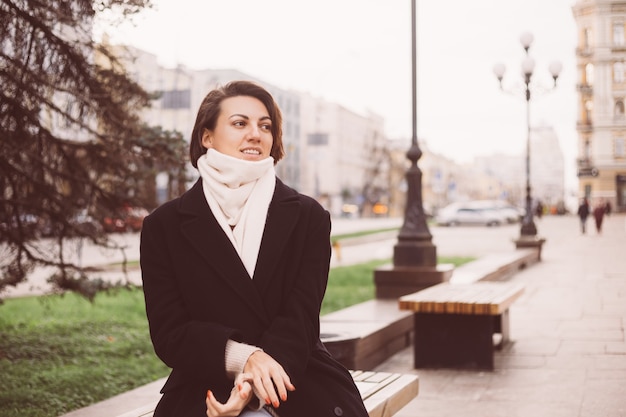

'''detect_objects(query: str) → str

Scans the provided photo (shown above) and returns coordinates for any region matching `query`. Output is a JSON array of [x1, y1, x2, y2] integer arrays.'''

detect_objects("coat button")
[[334, 406, 343, 416]]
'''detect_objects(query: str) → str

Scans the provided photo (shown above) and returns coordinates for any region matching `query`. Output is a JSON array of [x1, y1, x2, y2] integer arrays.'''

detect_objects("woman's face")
[[201, 95, 273, 161]]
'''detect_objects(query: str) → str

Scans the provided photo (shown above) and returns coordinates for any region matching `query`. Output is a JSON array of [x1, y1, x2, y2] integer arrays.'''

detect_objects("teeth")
[[243, 149, 260, 155]]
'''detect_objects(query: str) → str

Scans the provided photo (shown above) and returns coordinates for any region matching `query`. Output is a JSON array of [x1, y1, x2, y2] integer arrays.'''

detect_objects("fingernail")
[[237, 384, 242, 391], [281, 393, 287, 401], [265, 398, 271, 405], [206, 390, 212, 399], [273, 400, 279, 408]]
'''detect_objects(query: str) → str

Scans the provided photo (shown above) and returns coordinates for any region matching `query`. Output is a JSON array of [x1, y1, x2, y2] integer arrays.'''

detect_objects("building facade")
[[573, 0, 626, 212], [299, 93, 388, 217], [110, 45, 388, 215], [476, 127, 566, 210]]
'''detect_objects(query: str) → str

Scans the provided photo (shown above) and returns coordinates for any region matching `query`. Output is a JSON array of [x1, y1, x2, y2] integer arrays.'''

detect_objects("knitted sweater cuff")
[[225, 339, 262, 379]]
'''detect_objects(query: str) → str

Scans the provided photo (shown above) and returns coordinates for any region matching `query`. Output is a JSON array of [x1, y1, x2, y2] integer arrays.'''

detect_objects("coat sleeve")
[[140, 207, 237, 392], [256, 201, 332, 384]]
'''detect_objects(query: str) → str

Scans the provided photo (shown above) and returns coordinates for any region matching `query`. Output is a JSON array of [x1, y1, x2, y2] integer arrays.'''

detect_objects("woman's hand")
[[244, 350, 296, 409], [205, 373, 253, 417]]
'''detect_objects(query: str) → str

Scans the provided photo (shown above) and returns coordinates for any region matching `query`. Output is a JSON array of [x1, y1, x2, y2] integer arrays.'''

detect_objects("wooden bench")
[[398, 281, 525, 370], [321, 249, 538, 371], [321, 299, 414, 370], [449, 248, 539, 284], [351, 370, 418, 417], [113, 371, 418, 417]]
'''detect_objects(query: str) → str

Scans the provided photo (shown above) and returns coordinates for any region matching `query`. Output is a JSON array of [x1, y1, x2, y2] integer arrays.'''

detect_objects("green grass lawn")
[[0, 255, 472, 417], [0, 290, 169, 417]]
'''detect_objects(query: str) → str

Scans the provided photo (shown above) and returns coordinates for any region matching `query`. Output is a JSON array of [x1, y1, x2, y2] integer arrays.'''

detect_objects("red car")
[[102, 207, 149, 233]]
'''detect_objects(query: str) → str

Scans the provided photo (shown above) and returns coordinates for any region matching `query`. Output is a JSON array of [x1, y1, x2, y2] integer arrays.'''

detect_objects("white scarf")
[[197, 149, 276, 278]]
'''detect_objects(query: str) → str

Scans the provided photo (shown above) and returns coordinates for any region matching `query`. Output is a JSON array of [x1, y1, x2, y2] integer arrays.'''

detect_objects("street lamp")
[[374, 0, 453, 298], [394, 0, 434, 263], [493, 32, 562, 241]]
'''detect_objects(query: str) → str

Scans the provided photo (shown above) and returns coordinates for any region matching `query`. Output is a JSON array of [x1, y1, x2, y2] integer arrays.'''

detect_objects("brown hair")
[[189, 80, 284, 168]]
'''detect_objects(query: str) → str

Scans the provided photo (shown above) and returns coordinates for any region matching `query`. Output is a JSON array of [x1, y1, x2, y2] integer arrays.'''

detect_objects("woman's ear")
[[201, 128, 212, 149]]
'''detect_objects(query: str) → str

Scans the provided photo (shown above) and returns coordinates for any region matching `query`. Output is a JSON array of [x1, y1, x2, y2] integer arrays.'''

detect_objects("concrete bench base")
[[321, 299, 414, 370], [450, 248, 538, 284], [412, 311, 507, 369], [399, 281, 525, 370], [322, 248, 538, 370]]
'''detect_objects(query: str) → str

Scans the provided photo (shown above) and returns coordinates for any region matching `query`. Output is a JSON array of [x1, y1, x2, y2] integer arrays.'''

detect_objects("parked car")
[[71, 213, 103, 235], [0, 214, 42, 240], [341, 204, 360, 218], [496, 205, 525, 223], [435, 203, 508, 227], [470, 200, 524, 224], [102, 207, 149, 233], [34, 212, 103, 238]]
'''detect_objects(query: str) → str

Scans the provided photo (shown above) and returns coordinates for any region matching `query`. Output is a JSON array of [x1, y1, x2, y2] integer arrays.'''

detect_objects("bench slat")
[[399, 282, 524, 316], [362, 374, 419, 417]]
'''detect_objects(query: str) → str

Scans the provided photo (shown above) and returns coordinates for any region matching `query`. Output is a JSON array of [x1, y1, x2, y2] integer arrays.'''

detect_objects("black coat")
[[140, 179, 368, 417]]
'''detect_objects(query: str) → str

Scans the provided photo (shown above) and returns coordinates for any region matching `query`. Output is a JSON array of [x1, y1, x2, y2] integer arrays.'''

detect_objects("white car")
[[435, 204, 508, 227], [496, 205, 525, 223], [470, 200, 524, 224]]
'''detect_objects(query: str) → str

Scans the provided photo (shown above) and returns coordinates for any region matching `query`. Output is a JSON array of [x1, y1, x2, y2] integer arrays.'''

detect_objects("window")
[[616, 137, 626, 157], [615, 100, 625, 117], [64, 100, 76, 127], [585, 100, 593, 123], [614, 23, 625, 46], [583, 28, 591, 48], [161, 89, 191, 109], [615, 62, 625, 83], [307, 133, 329, 145], [585, 63, 594, 85]]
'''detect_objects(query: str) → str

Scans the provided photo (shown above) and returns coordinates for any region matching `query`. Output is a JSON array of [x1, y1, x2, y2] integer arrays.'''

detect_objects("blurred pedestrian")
[[577, 197, 590, 234], [593, 199, 606, 234], [604, 200, 612, 217]]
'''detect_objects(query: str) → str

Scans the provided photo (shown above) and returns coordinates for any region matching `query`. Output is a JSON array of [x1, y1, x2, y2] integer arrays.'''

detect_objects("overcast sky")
[[101, 0, 579, 187]]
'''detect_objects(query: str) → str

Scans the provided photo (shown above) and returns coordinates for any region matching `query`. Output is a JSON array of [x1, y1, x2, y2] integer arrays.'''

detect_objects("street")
[[329, 214, 603, 266], [2, 214, 619, 298]]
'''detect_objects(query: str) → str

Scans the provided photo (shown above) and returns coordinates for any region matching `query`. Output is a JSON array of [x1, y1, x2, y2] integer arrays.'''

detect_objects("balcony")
[[576, 83, 593, 95], [576, 120, 593, 133], [577, 167, 599, 177], [577, 158, 592, 168], [611, 44, 626, 53], [576, 158, 598, 177]]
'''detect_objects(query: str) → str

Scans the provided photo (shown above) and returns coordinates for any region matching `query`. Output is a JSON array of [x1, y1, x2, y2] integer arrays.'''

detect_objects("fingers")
[[233, 373, 254, 400], [244, 351, 296, 408], [205, 384, 251, 417]]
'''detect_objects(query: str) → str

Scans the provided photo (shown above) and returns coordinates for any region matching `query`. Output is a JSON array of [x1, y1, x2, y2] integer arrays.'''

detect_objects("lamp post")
[[493, 32, 562, 241], [394, 0, 434, 264], [374, 0, 453, 298]]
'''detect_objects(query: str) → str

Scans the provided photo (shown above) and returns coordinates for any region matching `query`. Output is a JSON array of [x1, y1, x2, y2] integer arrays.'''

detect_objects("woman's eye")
[[233, 120, 245, 127], [261, 124, 272, 131]]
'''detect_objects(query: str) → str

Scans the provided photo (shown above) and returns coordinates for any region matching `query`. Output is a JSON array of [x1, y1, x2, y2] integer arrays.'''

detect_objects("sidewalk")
[[58, 214, 626, 417], [2, 217, 403, 299], [376, 213, 626, 417]]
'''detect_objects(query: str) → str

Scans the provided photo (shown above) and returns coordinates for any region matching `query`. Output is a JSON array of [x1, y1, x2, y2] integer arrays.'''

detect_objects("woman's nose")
[[246, 125, 261, 140]]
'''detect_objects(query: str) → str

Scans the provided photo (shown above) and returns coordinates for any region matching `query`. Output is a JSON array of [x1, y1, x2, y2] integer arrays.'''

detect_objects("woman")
[[593, 199, 606, 234], [140, 81, 369, 417]]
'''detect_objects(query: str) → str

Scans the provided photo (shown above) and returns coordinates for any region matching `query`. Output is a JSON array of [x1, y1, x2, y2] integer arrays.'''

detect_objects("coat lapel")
[[178, 180, 269, 324], [253, 179, 301, 294]]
